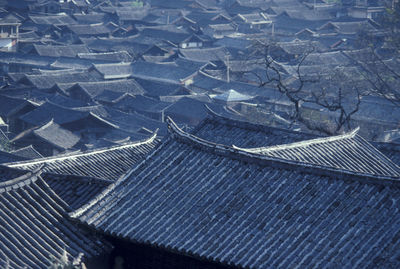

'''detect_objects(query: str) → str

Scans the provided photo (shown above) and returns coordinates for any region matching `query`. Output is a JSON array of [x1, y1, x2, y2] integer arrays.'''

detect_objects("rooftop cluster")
[[0, 111, 399, 268], [0, 0, 399, 268], [0, 0, 398, 161]]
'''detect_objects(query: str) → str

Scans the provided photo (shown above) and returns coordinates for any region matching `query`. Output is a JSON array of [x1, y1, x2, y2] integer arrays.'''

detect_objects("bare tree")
[[352, 2, 400, 106], [246, 40, 363, 135]]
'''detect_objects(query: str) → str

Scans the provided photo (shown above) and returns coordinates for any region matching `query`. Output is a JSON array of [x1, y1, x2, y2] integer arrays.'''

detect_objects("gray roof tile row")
[[236, 128, 400, 178], [6, 133, 159, 181], [0, 169, 110, 268], [192, 108, 317, 147]]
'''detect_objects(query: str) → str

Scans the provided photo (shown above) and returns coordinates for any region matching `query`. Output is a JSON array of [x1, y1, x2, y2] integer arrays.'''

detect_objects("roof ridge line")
[[69, 130, 164, 219], [235, 127, 360, 153], [0, 165, 44, 193], [204, 104, 317, 137], [6, 131, 158, 168], [33, 118, 55, 131], [166, 117, 400, 183], [87, 112, 120, 129], [353, 132, 400, 170]]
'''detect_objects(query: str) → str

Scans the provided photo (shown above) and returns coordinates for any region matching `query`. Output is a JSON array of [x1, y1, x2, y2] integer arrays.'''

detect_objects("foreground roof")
[[6, 133, 159, 181], [71, 118, 400, 269], [235, 128, 400, 178], [0, 168, 110, 268]]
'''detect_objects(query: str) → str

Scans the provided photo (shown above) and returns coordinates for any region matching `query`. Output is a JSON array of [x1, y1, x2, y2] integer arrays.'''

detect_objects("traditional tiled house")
[[69, 117, 400, 268], [0, 166, 111, 268], [6, 132, 159, 181], [11, 119, 81, 156]]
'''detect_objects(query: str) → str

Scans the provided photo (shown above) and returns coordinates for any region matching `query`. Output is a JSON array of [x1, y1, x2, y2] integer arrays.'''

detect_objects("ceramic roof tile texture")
[[23, 70, 102, 89], [0, 170, 110, 269], [42, 173, 110, 210], [192, 108, 317, 147], [10, 145, 44, 160], [236, 128, 400, 178], [6, 133, 159, 181], [71, 118, 400, 269], [195, 110, 400, 176], [32, 120, 81, 150], [373, 142, 400, 166], [0, 150, 27, 164], [33, 44, 90, 58]]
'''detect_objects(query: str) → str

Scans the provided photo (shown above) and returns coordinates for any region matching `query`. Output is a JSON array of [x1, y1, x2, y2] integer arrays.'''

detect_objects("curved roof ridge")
[[70, 130, 164, 219], [235, 127, 360, 153], [0, 165, 44, 193], [34, 118, 55, 130], [166, 117, 400, 182], [87, 111, 120, 129], [6, 131, 158, 168], [71, 117, 400, 222], [204, 104, 317, 138]]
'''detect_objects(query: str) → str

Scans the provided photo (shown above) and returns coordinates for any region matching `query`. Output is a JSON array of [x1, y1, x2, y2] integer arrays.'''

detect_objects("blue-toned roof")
[[68, 79, 145, 100], [0, 169, 110, 268], [112, 94, 170, 113], [32, 44, 90, 58], [19, 102, 89, 127], [71, 118, 400, 268], [23, 69, 103, 89], [192, 108, 317, 147], [373, 142, 400, 166], [10, 145, 43, 160], [130, 61, 199, 84], [235, 128, 400, 178], [212, 89, 253, 102], [42, 173, 110, 210], [6, 133, 159, 181], [0, 150, 27, 164]]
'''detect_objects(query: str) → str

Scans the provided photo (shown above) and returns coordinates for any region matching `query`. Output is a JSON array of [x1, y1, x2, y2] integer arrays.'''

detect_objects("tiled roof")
[[135, 78, 185, 97], [212, 89, 253, 102], [6, 133, 159, 181], [93, 63, 133, 79], [235, 128, 400, 178], [130, 61, 199, 84], [42, 173, 110, 210], [10, 145, 44, 160], [19, 102, 115, 129], [196, 108, 400, 172], [77, 51, 133, 62], [112, 94, 170, 114], [69, 79, 145, 100], [373, 142, 400, 166], [11, 120, 80, 152], [67, 23, 114, 36], [46, 93, 89, 108], [19, 101, 83, 126], [29, 14, 77, 25], [70, 118, 400, 269], [192, 107, 317, 147], [0, 168, 110, 268], [23, 69, 102, 89], [33, 44, 90, 58], [0, 165, 29, 182], [0, 150, 27, 164], [0, 94, 33, 118], [72, 13, 108, 24], [179, 47, 229, 63], [32, 120, 81, 150]]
